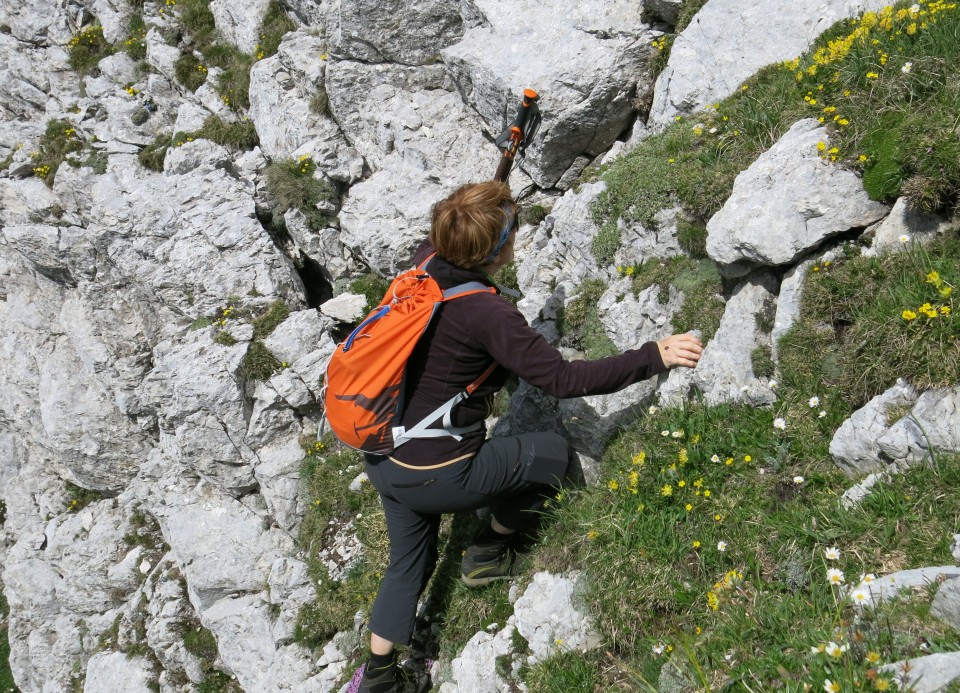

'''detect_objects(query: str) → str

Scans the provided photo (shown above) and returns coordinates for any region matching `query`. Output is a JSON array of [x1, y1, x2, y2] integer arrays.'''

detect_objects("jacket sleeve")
[[470, 295, 667, 398]]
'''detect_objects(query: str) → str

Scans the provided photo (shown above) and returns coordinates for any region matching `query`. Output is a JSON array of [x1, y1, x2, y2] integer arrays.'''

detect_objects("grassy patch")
[[241, 340, 282, 380], [591, 223, 621, 268], [68, 24, 115, 75], [174, 52, 208, 92], [121, 11, 148, 61], [0, 590, 15, 692], [66, 482, 104, 513], [558, 279, 618, 359], [294, 442, 386, 647], [252, 300, 290, 338], [264, 156, 336, 231], [137, 116, 259, 171], [676, 0, 710, 32], [523, 650, 601, 692], [533, 395, 960, 690], [778, 230, 959, 408]]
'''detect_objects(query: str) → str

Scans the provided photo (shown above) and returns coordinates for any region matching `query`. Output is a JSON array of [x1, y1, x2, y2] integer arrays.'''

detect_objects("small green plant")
[[264, 156, 336, 231], [241, 340, 282, 380], [521, 204, 548, 226], [591, 223, 621, 267], [202, 42, 254, 111], [676, 219, 708, 259], [751, 343, 775, 379], [30, 118, 84, 186], [255, 1, 296, 60], [68, 24, 115, 75], [0, 590, 14, 692], [675, 0, 709, 32], [121, 11, 148, 60], [252, 300, 290, 338], [558, 279, 618, 359], [66, 482, 104, 513], [174, 52, 208, 92], [349, 274, 390, 313]]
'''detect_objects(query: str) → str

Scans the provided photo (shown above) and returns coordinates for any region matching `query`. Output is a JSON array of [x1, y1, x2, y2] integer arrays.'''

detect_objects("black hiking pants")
[[363, 431, 570, 645]]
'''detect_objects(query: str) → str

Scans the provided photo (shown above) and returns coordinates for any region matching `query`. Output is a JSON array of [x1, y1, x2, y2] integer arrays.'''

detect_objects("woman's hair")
[[429, 181, 515, 268]]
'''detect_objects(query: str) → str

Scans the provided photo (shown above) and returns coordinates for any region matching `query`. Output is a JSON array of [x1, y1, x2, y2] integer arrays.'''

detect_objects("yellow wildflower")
[[902, 309, 917, 320]]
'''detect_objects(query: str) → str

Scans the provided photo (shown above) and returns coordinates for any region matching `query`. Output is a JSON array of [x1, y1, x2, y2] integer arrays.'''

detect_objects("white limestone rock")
[[660, 271, 779, 407], [330, 61, 514, 274], [325, 0, 464, 65], [560, 280, 681, 458], [320, 293, 366, 323], [513, 571, 601, 663], [829, 379, 918, 477], [878, 387, 960, 468], [851, 566, 960, 608], [865, 196, 954, 256], [771, 257, 814, 360], [448, 623, 518, 693], [248, 30, 363, 183], [442, 0, 655, 188], [149, 473, 295, 610], [706, 120, 888, 277], [209, 0, 274, 53], [84, 652, 155, 693], [879, 652, 960, 693], [649, 0, 890, 125], [931, 578, 960, 631], [163, 138, 232, 175]]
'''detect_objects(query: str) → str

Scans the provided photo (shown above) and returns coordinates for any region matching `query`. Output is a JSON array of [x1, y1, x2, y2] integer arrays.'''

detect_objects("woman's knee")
[[518, 432, 570, 487]]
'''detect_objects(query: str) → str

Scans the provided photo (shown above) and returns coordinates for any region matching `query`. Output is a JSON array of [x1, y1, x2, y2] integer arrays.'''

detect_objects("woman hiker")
[[356, 180, 703, 693]]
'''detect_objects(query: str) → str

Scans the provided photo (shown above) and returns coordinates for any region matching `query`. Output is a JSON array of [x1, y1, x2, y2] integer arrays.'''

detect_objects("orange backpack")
[[324, 255, 498, 455]]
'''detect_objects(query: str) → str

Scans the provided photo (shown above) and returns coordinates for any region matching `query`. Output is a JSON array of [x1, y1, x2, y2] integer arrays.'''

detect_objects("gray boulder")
[[829, 379, 918, 477], [865, 196, 954, 256], [660, 271, 779, 407], [931, 578, 960, 631], [209, 0, 273, 53], [330, 62, 511, 274], [446, 624, 518, 693], [325, 0, 464, 65], [442, 0, 655, 188], [513, 571, 602, 663], [850, 566, 960, 608], [706, 119, 888, 277], [879, 652, 960, 693], [649, 0, 889, 125], [878, 387, 960, 468], [248, 30, 363, 183], [83, 652, 155, 693]]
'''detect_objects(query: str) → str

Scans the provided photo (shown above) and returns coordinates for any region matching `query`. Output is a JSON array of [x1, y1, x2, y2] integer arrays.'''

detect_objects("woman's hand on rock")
[[657, 333, 704, 369]]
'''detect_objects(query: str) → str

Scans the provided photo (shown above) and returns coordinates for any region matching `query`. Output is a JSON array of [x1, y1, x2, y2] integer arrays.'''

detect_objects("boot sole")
[[461, 571, 510, 587]]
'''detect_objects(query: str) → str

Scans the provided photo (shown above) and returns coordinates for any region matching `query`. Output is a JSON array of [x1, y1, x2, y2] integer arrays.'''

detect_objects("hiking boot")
[[355, 662, 431, 693], [461, 529, 514, 587]]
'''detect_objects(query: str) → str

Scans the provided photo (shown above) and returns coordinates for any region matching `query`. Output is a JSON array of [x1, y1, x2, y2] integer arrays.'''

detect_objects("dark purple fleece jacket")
[[392, 244, 667, 467]]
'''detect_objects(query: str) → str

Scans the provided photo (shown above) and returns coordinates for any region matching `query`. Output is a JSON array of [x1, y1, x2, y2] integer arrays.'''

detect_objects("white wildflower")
[[901, 61, 913, 74], [773, 417, 787, 430], [808, 396, 820, 408]]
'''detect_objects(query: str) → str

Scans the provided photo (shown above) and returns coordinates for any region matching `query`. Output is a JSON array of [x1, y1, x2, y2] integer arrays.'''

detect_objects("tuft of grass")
[[252, 300, 290, 338], [675, 0, 710, 33], [0, 590, 14, 692], [177, 0, 217, 47], [558, 279, 619, 359], [349, 274, 390, 314], [255, 1, 296, 60], [202, 42, 254, 111], [751, 343, 775, 379], [174, 52, 208, 92], [264, 156, 336, 231], [68, 24, 115, 75], [137, 115, 259, 171], [309, 88, 329, 116], [676, 219, 708, 259], [778, 230, 959, 408], [30, 118, 84, 186], [66, 482, 104, 513], [591, 223, 621, 268], [523, 650, 600, 692], [241, 340, 282, 380], [122, 11, 148, 61]]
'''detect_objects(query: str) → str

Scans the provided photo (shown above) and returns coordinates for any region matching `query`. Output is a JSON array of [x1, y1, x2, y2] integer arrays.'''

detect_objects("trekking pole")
[[493, 88, 541, 182]]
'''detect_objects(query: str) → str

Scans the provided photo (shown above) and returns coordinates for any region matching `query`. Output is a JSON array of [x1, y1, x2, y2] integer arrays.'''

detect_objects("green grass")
[[174, 52, 208, 92], [138, 116, 259, 171], [349, 274, 390, 314], [121, 11, 148, 61], [256, 1, 296, 59], [241, 340, 282, 380], [778, 230, 959, 408], [252, 300, 290, 338], [558, 279, 619, 359], [264, 157, 336, 231], [0, 590, 16, 692]]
